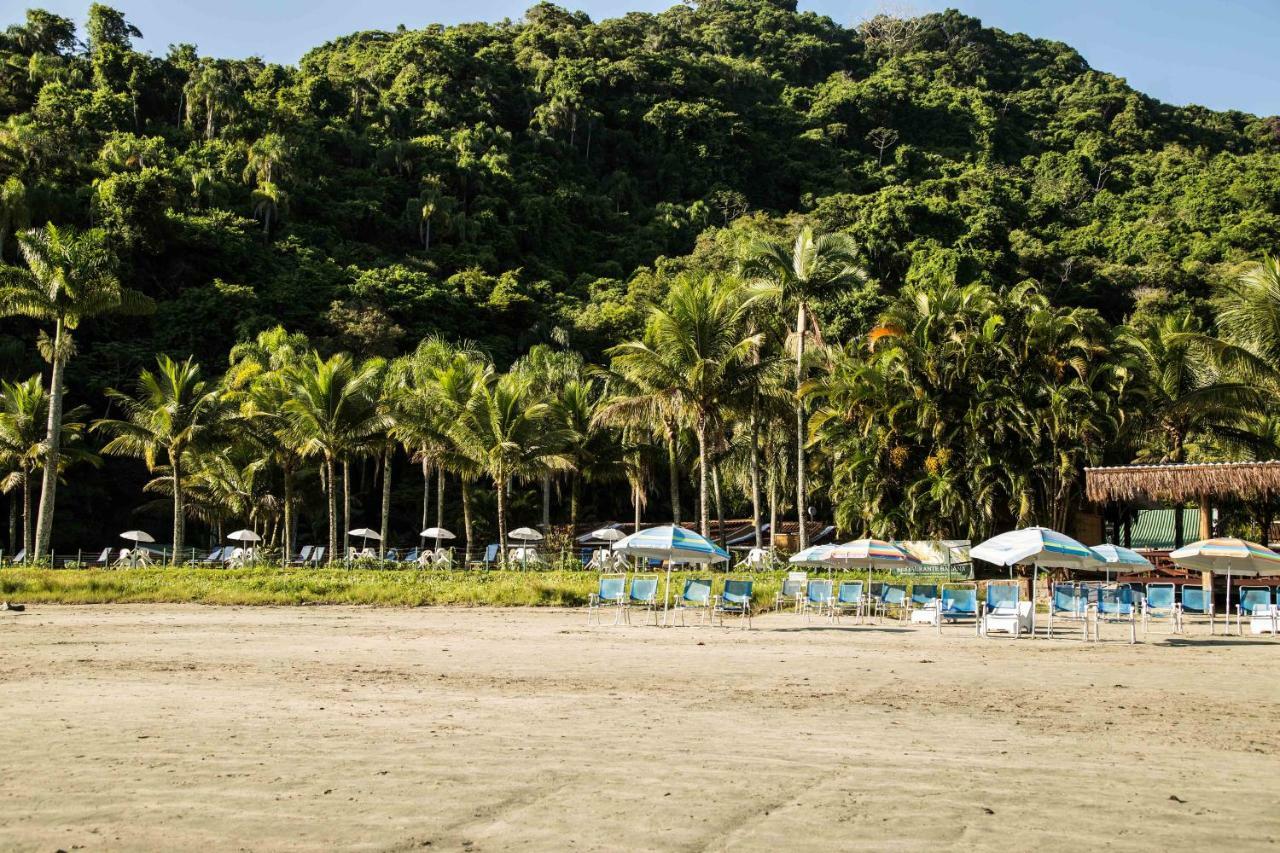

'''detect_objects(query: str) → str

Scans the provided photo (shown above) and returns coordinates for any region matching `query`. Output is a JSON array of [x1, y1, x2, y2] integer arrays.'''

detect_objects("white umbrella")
[[119, 530, 154, 544], [348, 527, 381, 555], [789, 545, 837, 568], [420, 527, 455, 539], [588, 527, 627, 542], [1091, 543, 1151, 582], [970, 526, 1103, 636], [1170, 538, 1280, 633], [612, 525, 730, 623], [508, 527, 544, 541], [226, 529, 261, 542]]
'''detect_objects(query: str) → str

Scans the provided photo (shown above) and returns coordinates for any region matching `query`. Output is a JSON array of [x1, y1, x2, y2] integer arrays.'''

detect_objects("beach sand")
[[0, 604, 1276, 851]]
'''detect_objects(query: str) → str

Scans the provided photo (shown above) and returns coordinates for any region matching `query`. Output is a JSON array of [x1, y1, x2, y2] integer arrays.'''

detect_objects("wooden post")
[[1198, 495, 1212, 540]]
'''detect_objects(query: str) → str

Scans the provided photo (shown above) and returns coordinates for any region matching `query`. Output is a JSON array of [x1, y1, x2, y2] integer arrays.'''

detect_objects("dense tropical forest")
[[1, 0, 1279, 561]]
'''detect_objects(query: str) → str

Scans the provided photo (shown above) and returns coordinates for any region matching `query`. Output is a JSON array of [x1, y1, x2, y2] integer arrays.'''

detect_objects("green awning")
[[1126, 509, 1200, 549]]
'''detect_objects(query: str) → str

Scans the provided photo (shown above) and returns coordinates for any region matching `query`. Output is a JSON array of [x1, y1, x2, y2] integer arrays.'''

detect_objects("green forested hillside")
[[0, 1, 1278, 551]]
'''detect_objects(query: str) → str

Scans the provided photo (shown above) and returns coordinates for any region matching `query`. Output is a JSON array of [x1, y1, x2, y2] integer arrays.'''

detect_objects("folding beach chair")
[[876, 583, 909, 622], [1142, 582, 1181, 634], [308, 546, 325, 565], [713, 578, 754, 628], [623, 576, 660, 626], [1236, 586, 1274, 636], [935, 584, 979, 635], [804, 578, 835, 622], [833, 580, 864, 623], [1094, 584, 1136, 644], [1047, 582, 1091, 640], [291, 545, 312, 566], [775, 571, 806, 612], [93, 547, 113, 567], [587, 574, 627, 625], [12, 548, 26, 564], [670, 578, 713, 626], [1180, 585, 1213, 633], [908, 584, 939, 624], [981, 582, 1031, 638]]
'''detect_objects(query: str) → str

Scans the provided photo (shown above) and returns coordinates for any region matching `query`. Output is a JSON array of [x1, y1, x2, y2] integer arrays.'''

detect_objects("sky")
[[2, 0, 1276, 116]]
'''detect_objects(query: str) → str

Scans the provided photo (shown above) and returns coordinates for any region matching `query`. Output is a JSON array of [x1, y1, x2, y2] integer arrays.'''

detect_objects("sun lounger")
[[1250, 602, 1278, 635], [1236, 586, 1274, 636], [713, 579, 754, 628], [981, 583, 1031, 638], [906, 584, 938, 624], [1094, 584, 1136, 644], [469, 543, 501, 570], [1047, 582, 1091, 640], [876, 583, 909, 622], [833, 581, 864, 622], [12, 548, 26, 564], [1180, 585, 1213, 633], [1142, 582, 1181, 634], [775, 571, 806, 612], [94, 547, 113, 567], [292, 545, 312, 565], [623, 576, 660, 626], [588, 574, 627, 625], [804, 578, 835, 622], [935, 584, 979, 634], [670, 578, 713, 626], [308, 546, 325, 565]]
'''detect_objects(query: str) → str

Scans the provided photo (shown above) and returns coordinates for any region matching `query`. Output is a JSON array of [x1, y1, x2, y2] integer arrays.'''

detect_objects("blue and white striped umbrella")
[[611, 525, 730, 564], [612, 525, 729, 625], [971, 526, 1104, 637], [789, 545, 837, 568]]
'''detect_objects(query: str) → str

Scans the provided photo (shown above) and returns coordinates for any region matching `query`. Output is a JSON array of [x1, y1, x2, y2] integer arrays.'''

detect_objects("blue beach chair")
[[804, 578, 835, 622], [1142, 582, 1181, 634], [834, 580, 864, 622], [1095, 585, 1136, 644], [587, 574, 627, 625], [624, 576, 660, 626], [877, 583, 909, 622], [1047, 582, 1090, 640], [670, 578, 713, 626], [714, 578, 754, 628], [1236, 586, 1274, 635], [937, 584, 979, 634], [981, 583, 1030, 638]]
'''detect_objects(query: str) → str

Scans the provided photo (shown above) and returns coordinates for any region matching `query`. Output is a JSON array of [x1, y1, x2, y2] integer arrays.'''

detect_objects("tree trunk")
[[495, 472, 508, 568], [460, 478, 473, 563], [541, 472, 551, 530], [570, 474, 580, 535], [282, 461, 294, 563], [750, 408, 762, 547], [1173, 504, 1184, 549], [633, 484, 641, 533], [34, 319, 66, 557], [421, 458, 430, 530], [794, 302, 808, 550], [436, 468, 444, 530], [8, 489, 17, 556], [326, 454, 337, 563], [1199, 495, 1212, 540], [171, 450, 184, 565], [22, 466, 32, 557], [342, 458, 351, 558], [379, 445, 392, 559], [666, 421, 681, 525], [712, 462, 725, 548], [695, 421, 709, 537], [768, 462, 778, 551]]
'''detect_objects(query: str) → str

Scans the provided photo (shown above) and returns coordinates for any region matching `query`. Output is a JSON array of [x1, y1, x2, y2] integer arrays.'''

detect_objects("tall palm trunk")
[[421, 458, 430, 530], [22, 465, 32, 556], [282, 461, 294, 563], [750, 409, 762, 547], [379, 445, 393, 559], [541, 473, 551, 530], [436, 469, 444, 530], [342, 458, 351, 558], [768, 461, 778, 551], [460, 478, 473, 562], [9, 491, 17, 556], [794, 301, 808, 550], [633, 483, 642, 533], [170, 449, 185, 564], [495, 471, 508, 568], [712, 462, 725, 548], [570, 474, 580, 534], [695, 420, 709, 536], [665, 421, 681, 525], [325, 454, 337, 563], [34, 319, 65, 557]]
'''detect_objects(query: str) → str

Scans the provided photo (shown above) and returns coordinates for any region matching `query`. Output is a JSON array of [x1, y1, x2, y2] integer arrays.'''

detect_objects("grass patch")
[[0, 567, 963, 608]]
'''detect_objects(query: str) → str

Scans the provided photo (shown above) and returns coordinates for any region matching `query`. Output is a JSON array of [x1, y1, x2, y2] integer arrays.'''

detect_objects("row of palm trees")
[[3, 218, 1280, 563]]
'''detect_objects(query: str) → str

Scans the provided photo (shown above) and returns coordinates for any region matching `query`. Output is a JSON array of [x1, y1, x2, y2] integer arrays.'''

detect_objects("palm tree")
[[0, 223, 153, 555], [513, 343, 583, 529], [606, 273, 763, 536], [94, 355, 232, 563], [449, 371, 570, 560], [553, 377, 623, 533], [742, 225, 864, 548], [183, 63, 231, 140], [282, 353, 384, 563], [0, 375, 92, 556]]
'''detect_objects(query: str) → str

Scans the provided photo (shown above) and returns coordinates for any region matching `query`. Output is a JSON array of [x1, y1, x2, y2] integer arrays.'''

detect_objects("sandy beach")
[[0, 604, 1277, 851]]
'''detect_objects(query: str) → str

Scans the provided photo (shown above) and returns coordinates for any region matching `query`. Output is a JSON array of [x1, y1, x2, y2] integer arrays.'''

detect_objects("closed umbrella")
[[612, 525, 730, 623], [970, 527, 1103, 636], [1170, 537, 1280, 633], [828, 538, 922, 615]]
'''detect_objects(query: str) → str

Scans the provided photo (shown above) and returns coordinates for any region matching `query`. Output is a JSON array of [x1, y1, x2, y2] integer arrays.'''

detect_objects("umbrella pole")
[[867, 565, 873, 624], [663, 563, 672, 627], [1227, 563, 1233, 636], [1031, 561, 1038, 638]]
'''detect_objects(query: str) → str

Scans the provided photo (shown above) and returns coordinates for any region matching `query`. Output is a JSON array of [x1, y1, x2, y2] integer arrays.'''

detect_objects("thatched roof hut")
[[1085, 461, 1280, 503]]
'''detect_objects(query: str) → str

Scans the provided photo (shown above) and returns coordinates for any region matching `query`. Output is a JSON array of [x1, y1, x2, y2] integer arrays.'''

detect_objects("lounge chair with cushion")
[[908, 584, 939, 624], [775, 571, 806, 612], [1047, 582, 1091, 640], [833, 580, 864, 623], [876, 583, 910, 622], [1142, 582, 1181, 634], [981, 582, 1032, 638], [587, 574, 627, 625], [670, 578, 714, 626], [1094, 584, 1137, 644], [804, 578, 835, 622], [713, 578, 754, 628], [1180, 585, 1213, 633], [935, 584, 980, 634], [1236, 586, 1274, 636], [291, 545, 312, 566], [624, 576, 661, 626]]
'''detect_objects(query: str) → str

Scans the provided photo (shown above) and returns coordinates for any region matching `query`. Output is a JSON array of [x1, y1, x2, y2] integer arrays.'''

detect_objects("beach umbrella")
[[588, 527, 627, 542], [119, 530, 154, 544], [1091, 543, 1151, 582], [348, 527, 381, 554], [828, 538, 922, 610], [789, 544, 837, 569], [612, 525, 730, 622], [970, 526, 1103, 636], [508, 527, 544, 541], [419, 527, 455, 539], [226, 529, 261, 542], [1170, 538, 1280, 632]]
